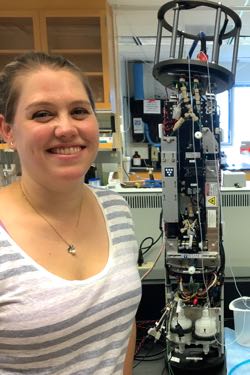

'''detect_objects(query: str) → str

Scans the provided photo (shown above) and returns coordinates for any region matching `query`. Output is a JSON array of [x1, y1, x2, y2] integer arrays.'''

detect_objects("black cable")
[[135, 349, 166, 361], [121, 158, 130, 180], [135, 356, 165, 362], [137, 209, 163, 265], [137, 234, 156, 265], [141, 232, 163, 256], [135, 348, 166, 359], [134, 348, 165, 368], [137, 247, 144, 266], [219, 16, 229, 46], [140, 236, 154, 250], [133, 344, 155, 369], [134, 320, 167, 369], [140, 209, 163, 256], [134, 355, 165, 362], [217, 232, 225, 277]]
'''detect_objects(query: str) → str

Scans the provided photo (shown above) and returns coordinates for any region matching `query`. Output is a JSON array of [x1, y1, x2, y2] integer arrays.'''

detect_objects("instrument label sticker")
[[206, 195, 217, 207], [207, 209, 217, 228]]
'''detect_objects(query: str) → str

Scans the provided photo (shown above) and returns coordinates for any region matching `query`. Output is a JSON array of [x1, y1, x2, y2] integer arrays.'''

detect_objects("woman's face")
[[8, 68, 99, 186]]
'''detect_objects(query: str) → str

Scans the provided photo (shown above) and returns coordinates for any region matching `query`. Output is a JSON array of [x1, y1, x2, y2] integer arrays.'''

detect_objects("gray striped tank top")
[[0, 187, 142, 374]]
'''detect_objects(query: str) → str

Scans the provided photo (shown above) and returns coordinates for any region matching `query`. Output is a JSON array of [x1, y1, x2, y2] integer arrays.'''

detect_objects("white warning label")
[[207, 209, 217, 228]]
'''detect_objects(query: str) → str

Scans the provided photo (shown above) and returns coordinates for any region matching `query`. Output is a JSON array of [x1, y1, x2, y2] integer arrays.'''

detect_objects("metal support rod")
[[211, 5, 222, 63], [154, 19, 163, 65], [169, 4, 180, 58], [220, 285, 225, 355], [178, 33, 185, 59], [231, 27, 241, 76]]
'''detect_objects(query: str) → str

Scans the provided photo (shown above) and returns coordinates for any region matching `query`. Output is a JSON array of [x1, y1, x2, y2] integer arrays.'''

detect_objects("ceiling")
[[108, 0, 250, 63]]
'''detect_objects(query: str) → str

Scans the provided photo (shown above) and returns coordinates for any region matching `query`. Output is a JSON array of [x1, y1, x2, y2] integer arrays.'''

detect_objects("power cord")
[[134, 316, 167, 369], [137, 209, 163, 266]]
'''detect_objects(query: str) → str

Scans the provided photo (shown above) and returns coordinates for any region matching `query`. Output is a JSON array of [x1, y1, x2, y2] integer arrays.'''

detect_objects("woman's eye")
[[32, 111, 53, 122], [71, 107, 90, 119]]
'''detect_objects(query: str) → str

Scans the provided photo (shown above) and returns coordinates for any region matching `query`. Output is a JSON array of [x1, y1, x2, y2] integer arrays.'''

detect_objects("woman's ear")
[[0, 115, 15, 149]]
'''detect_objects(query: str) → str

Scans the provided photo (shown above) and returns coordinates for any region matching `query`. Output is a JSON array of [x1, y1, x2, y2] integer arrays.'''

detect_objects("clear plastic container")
[[229, 297, 250, 346]]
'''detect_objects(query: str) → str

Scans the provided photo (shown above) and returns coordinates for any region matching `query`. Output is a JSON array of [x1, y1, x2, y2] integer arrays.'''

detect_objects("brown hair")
[[0, 51, 96, 124]]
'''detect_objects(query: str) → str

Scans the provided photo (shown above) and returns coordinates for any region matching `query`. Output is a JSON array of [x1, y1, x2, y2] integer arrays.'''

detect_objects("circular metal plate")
[[153, 59, 234, 94]]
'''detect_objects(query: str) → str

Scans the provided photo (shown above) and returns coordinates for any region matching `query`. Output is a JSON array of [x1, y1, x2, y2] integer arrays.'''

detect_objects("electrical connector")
[[147, 327, 162, 341], [137, 249, 144, 266]]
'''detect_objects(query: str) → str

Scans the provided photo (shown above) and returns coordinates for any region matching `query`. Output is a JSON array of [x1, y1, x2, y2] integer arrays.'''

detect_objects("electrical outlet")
[[138, 261, 154, 270]]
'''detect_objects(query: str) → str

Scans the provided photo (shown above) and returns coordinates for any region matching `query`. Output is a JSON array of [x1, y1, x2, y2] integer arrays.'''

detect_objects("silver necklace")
[[20, 183, 83, 255]]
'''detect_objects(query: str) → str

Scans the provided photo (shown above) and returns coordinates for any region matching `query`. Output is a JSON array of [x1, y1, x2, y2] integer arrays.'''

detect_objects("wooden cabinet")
[[0, 12, 41, 70], [40, 11, 111, 110], [0, 7, 114, 111], [0, 0, 123, 183]]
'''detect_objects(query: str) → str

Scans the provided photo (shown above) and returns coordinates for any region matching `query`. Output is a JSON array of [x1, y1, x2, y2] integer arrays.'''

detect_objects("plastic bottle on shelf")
[[132, 151, 141, 167]]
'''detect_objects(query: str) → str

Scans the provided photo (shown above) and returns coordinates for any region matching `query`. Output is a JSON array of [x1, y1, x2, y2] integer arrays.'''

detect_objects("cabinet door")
[[40, 11, 111, 110], [0, 11, 41, 70]]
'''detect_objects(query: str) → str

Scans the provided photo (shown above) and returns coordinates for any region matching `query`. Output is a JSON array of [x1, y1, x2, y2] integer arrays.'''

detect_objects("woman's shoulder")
[[89, 186, 128, 205]]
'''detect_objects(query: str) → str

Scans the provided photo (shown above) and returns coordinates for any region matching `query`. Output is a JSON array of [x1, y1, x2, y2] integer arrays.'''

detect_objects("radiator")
[[120, 191, 163, 280], [221, 190, 250, 277], [119, 188, 250, 278], [121, 191, 162, 245]]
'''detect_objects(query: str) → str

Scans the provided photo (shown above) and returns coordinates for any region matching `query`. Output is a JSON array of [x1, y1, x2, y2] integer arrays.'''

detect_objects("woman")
[[0, 52, 141, 374]]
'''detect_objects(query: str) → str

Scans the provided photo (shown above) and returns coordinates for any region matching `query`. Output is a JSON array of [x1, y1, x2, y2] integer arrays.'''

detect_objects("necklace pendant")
[[67, 244, 76, 255]]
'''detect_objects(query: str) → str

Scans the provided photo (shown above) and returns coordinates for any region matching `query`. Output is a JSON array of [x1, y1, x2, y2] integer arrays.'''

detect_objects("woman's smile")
[[48, 145, 84, 155]]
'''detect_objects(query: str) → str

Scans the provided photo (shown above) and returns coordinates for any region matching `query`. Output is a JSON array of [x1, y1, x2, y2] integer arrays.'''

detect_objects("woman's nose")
[[54, 117, 78, 139]]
